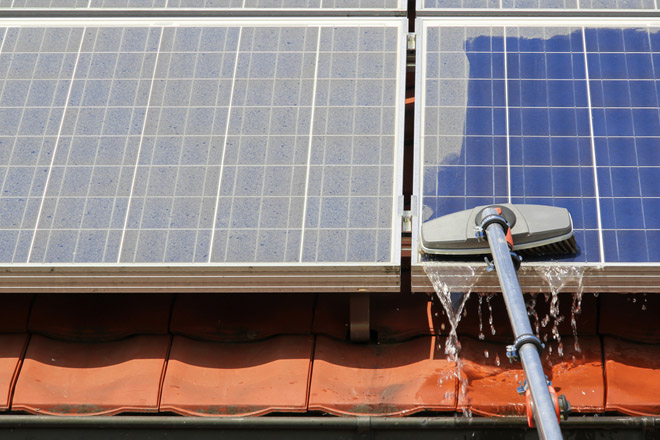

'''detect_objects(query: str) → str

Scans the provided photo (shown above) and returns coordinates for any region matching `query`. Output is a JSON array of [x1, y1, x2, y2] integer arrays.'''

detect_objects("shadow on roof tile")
[[160, 335, 313, 416], [170, 294, 315, 342], [308, 336, 456, 416], [600, 294, 660, 343], [12, 334, 170, 416], [0, 334, 29, 411], [604, 336, 660, 416], [29, 294, 173, 342], [313, 293, 442, 342], [0, 294, 33, 333]]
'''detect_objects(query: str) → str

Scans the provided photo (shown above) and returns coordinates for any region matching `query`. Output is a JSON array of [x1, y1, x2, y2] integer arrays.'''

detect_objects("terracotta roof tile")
[[308, 336, 456, 416], [170, 294, 314, 342], [313, 294, 440, 342], [12, 335, 170, 415], [160, 335, 313, 416], [29, 294, 173, 341], [600, 294, 659, 343], [604, 336, 660, 416], [0, 334, 29, 411], [458, 336, 603, 417], [457, 337, 526, 416], [542, 336, 604, 413], [0, 295, 33, 333]]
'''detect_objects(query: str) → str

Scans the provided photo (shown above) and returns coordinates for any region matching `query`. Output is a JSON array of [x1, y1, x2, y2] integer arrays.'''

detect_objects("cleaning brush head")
[[420, 204, 577, 257]]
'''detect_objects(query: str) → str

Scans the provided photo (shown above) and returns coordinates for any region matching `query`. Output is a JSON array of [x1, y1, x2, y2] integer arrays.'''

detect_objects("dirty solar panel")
[[418, 23, 660, 264], [0, 21, 404, 265], [419, 0, 656, 8], [1, 0, 403, 8]]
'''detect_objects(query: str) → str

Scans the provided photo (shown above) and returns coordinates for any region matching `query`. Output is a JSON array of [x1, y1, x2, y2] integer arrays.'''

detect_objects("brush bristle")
[[517, 235, 578, 257]]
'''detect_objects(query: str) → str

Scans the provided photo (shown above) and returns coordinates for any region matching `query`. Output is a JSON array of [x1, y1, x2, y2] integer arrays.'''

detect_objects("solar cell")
[[0, 19, 405, 267], [416, 20, 660, 264], [0, 0, 403, 9], [419, 0, 656, 9]]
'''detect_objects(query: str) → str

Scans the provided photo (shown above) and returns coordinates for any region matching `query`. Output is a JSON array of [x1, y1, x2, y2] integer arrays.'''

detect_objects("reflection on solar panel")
[[415, 20, 660, 264], [0, 0, 403, 9], [418, 0, 657, 9], [0, 19, 405, 269]]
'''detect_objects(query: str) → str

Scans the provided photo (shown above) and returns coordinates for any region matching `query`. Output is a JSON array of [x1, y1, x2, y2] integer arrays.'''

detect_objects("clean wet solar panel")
[[420, 0, 657, 9], [419, 23, 660, 263], [1, 0, 402, 8], [0, 21, 404, 264]]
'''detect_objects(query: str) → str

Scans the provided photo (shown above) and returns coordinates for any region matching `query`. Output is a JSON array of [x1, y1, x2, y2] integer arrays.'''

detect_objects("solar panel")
[[418, 0, 657, 9], [0, 19, 405, 276], [0, 0, 404, 10], [414, 20, 660, 268]]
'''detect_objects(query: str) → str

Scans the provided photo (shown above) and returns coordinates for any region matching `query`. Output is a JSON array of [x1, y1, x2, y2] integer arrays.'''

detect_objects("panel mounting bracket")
[[402, 210, 413, 233], [349, 294, 370, 343], [407, 33, 416, 51]]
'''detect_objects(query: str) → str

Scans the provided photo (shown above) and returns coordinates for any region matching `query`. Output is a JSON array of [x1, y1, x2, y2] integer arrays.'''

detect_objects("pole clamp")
[[479, 213, 510, 236], [506, 334, 544, 362]]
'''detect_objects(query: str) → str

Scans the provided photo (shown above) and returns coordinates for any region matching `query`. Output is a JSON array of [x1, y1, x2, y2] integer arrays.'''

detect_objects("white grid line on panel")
[[298, 25, 322, 263], [208, 26, 242, 263], [27, 27, 85, 263], [503, 26, 512, 203], [220, 29, 250, 263], [581, 26, 606, 263], [70, 27, 124, 263], [160, 26, 204, 263], [117, 26, 164, 263], [253, 28, 281, 264]]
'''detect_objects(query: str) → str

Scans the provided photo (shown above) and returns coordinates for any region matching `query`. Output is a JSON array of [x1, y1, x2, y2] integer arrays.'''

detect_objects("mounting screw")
[[507, 344, 519, 363]]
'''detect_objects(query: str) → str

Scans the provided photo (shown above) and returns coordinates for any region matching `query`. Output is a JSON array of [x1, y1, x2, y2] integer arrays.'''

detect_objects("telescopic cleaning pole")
[[478, 207, 563, 440]]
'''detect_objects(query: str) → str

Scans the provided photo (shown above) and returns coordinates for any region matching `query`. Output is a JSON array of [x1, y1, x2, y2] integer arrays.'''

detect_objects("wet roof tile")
[[313, 294, 439, 342], [170, 294, 314, 342], [29, 294, 173, 341], [542, 336, 604, 413], [604, 336, 660, 416], [0, 295, 33, 333], [12, 335, 170, 415], [308, 336, 456, 416], [457, 337, 526, 416], [160, 335, 313, 416], [0, 334, 29, 411], [458, 336, 603, 417], [600, 294, 659, 343]]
